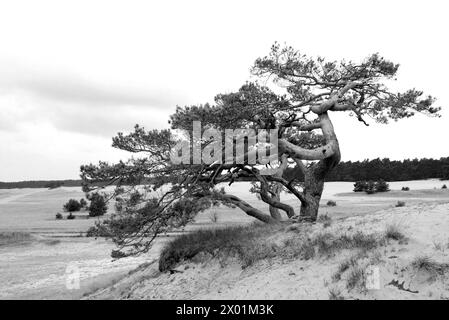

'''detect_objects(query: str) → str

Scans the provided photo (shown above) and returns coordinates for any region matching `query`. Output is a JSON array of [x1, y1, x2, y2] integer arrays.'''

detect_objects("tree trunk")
[[268, 184, 282, 220], [299, 112, 341, 221]]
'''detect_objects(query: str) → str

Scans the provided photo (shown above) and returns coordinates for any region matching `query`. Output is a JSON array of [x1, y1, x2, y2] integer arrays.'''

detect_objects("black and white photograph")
[[1, 0, 449, 305]]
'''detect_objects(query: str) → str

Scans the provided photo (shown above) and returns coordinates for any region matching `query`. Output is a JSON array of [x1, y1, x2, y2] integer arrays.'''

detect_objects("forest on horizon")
[[1, 156, 448, 189]]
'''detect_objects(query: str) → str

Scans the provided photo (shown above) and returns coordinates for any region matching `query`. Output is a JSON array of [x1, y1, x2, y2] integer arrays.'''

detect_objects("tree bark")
[[298, 112, 341, 221], [268, 184, 282, 220], [222, 194, 278, 224]]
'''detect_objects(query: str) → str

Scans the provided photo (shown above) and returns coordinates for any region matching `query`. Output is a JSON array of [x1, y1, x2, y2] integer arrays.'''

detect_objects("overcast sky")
[[0, 0, 448, 181]]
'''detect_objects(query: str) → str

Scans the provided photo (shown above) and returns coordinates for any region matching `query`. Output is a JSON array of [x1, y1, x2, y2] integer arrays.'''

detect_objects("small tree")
[[87, 193, 108, 217], [63, 199, 82, 213]]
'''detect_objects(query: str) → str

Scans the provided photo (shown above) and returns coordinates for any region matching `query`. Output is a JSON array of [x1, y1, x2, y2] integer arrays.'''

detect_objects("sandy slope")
[[87, 202, 449, 300]]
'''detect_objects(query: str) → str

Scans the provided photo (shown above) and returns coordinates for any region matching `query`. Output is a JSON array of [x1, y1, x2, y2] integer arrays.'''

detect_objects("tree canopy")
[[81, 43, 440, 258]]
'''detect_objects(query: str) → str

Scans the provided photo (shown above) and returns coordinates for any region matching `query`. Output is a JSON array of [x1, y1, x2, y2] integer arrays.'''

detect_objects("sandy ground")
[[87, 201, 449, 300], [1, 180, 449, 300]]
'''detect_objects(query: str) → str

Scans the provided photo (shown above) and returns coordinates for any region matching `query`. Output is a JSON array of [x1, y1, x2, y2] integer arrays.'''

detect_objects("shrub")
[[443, 184, 448, 189], [87, 193, 108, 217], [67, 213, 75, 220], [401, 186, 410, 191], [79, 198, 88, 209], [353, 181, 368, 192], [395, 201, 406, 207], [385, 224, 405, 240], [375, 179, 390, 192], [353, 180, 390, 194], [326, 200, 337, 207], [55, 212, 63, 220], [63, 199, 82, 212]]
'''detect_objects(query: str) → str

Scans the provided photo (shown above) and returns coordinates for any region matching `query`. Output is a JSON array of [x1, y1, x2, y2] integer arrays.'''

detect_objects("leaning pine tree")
[[81, 43, 440, 258]]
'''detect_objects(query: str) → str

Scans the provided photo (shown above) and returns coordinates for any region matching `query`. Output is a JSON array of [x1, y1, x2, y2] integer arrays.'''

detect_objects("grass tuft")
[[411, 255, 449, 275], [384, 224, 406, 241]]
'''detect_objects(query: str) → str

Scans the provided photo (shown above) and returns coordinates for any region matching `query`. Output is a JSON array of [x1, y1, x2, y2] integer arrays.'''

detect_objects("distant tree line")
[[1, 157, 449, 190], [0, 180, 82, 189], [326, 157, 449, 182]]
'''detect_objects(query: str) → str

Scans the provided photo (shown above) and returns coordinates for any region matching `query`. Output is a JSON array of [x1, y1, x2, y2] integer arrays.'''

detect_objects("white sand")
[[87, 202, 449, 300]]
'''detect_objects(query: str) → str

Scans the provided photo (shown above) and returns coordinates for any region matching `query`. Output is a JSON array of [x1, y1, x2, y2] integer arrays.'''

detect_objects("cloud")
[[0, 62, 182, 136]]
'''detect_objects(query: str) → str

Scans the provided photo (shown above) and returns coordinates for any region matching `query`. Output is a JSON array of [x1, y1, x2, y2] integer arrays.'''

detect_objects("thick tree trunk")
[[299, 170, 324, 221], [299, 112, 341, 221]]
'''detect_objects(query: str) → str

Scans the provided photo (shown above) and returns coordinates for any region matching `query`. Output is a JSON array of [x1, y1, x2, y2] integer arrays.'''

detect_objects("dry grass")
[[0, 232, 33, 247], [384, 224, 406, 241], [159, 220, 389, 272], [411, 256, 449, 275]]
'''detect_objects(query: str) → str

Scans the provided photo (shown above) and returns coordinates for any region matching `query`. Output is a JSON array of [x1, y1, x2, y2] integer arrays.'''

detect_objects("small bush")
[[63, 199, 82, 212], [385, 224, 405, 241], [395, 201, 406, 207], [442, 184, 447, 189], [55, 212, 63, 220], [326, 200, 337, 207], [87, 193, 108, 217], [353, 180, 390, 194], [375, 179, 390, 192], [67, 213, 75, 220], [401, 186, 410, 191]]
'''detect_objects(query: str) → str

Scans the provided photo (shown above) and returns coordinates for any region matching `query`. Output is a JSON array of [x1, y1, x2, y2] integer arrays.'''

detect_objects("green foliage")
[[63, 199, 82, 212], [55, 212, 63, 220], [401, 186, 410, 191], [87, 193, 108, 217], [443, 184, 447, 189]]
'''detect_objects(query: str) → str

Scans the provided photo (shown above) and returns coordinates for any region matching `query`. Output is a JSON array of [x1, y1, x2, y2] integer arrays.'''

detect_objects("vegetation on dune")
[[158, 223, 394, 272], [411, 256, 449, 275]]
